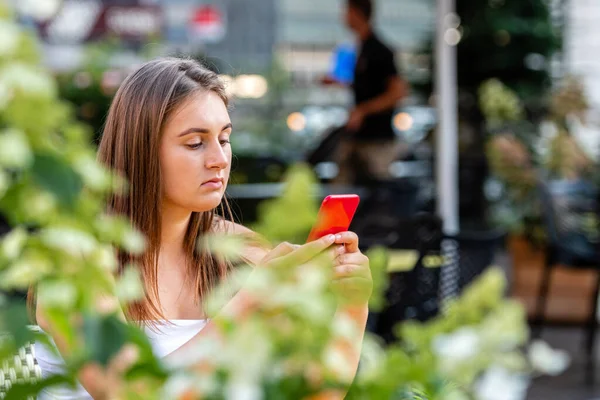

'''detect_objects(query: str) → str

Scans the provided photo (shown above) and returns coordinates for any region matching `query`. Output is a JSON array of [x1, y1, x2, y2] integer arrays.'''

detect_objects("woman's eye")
[[186, 142, 202, 149], [220, 139, 231, 146]]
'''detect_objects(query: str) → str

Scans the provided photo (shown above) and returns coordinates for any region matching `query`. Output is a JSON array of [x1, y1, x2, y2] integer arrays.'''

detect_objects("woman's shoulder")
[[213, 218, 254, 235], [212, 217, 270, 265], [212, 217, 258, 239]]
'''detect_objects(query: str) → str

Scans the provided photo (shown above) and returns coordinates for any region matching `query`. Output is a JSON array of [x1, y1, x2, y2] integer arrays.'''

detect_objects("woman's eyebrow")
[[178, 123, 232, 137]]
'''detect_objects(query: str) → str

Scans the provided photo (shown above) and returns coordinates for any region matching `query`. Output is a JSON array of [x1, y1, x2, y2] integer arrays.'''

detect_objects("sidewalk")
[[528, 327, 600, 400]]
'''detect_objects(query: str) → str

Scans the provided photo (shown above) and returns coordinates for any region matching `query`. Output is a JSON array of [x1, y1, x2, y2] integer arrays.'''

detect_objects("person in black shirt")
[[334, 0, 407, 184]]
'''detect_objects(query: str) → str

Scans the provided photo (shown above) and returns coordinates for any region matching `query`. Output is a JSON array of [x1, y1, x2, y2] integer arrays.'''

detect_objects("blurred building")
[[13, 0, 433, 80], [566, 0, 600, 107], [11, 0, 435, 153], [563, 0, 600, 160], [278, 0, 433, 85]]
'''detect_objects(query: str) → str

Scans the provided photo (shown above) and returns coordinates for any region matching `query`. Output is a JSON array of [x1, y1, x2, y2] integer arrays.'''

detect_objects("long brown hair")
[[97, 57, 233, 323]]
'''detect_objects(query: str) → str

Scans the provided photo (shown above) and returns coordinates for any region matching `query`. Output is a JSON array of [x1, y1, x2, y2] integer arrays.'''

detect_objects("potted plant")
[[484, 77, 598, 322]]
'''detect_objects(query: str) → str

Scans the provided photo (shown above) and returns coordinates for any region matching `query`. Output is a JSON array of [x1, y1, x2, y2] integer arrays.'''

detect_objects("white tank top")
[[35, 319, 208, 400]]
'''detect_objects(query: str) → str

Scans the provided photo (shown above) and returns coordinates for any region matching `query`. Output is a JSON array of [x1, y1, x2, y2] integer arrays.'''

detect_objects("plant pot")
[[508, 234, 597, 324]]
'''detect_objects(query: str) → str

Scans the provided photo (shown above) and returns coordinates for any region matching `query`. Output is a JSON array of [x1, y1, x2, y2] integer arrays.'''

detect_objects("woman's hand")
[[77, 344, 139, 400], [331, 231, 372, 307], [259, 234, 337, 269], [259, 232, 372, 306]]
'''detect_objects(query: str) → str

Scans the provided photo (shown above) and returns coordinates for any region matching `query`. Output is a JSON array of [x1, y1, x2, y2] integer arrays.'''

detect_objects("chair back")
[[538, 179, 599, 260]]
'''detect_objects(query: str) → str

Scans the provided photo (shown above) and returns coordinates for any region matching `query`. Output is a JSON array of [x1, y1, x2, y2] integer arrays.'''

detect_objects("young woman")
[[35, 57, 372, 399]]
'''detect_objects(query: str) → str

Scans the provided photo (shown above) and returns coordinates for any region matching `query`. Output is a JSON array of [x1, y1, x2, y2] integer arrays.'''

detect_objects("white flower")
[[164, 336, 220, 371], [16, 0, 61, 22], [40, 227, 97, 256], [115, 266, 144, 303], [0, 129, 33, 168], [121, 228, 146, 254], [528, 340, 570, 376], [296, 292, 331, 322], [0, 227, 27, 260], [480, 302, 528, 351], [24, 191, 57, 218], [161, 372, 217, 399], [0, 256, 52, 289], [495, 352, 528, 372], [226, 322, 272, 378], [93, 245, 117, 272], [433, 327, 480, 361], [331, 313, 359, 342], [161, 373, 196, 399], [201, 234, 245, 260], [225, 378, 262, 400], [323, 345, 354, 382], [474, 366, 529, 400], [0, 22, 20, 56], [296, 263, 328, 291], [73, 155, 111, 191], [357, 335, 385, 379], [0, 64, 55, 98], [37, 280, 77, 310], [245, 267, 274, 292]]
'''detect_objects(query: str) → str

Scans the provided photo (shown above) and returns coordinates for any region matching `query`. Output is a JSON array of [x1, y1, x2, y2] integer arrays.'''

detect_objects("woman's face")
[[160, 90, 232, 214]]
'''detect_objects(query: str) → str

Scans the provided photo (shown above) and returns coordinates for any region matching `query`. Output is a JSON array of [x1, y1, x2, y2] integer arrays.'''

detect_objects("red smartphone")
[[306, 194, 360, 242]]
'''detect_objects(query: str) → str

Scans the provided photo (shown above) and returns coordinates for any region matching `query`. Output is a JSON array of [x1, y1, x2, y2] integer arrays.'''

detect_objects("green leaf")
[[124, 323, 168, 380], [0, 299, 35, 353], [82, 313, 127, 366], [31, 152, 82, 208]]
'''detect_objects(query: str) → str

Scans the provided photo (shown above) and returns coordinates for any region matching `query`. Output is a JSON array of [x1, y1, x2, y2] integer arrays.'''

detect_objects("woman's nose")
[[205, 142, 229, 170]]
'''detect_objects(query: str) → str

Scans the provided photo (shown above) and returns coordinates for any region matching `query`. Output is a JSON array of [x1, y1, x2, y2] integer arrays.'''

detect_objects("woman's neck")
[[160, 202, 192, 257]]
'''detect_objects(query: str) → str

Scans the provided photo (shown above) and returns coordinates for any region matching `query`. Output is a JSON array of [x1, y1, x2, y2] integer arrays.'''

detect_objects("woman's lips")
[[201, 178, 223, 189]]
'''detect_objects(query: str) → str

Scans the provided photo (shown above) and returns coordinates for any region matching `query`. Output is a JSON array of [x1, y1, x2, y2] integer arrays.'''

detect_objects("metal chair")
[[356, 213, 444, 344], [534, 179, 600, 384], [454, 229, 506, 292], [0, 341, 41, 399]]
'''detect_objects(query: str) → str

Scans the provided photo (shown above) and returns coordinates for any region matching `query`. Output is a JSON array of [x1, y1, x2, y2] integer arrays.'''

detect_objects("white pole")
[[435, 0, 459, 236], [435, 0, 460, 302]]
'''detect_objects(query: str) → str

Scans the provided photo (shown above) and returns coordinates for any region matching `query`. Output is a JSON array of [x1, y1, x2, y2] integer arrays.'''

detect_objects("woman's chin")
[[191, 193, 225, 212]]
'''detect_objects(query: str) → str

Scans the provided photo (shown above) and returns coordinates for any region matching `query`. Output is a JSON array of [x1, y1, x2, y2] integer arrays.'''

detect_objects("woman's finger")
[[334, 252, 369, 268], [333, 231, 359, 253], [329, 245, 346, 260], [261, 242, 297, 264], [274, 234, 336, 268], [333, 264, 369, 280]]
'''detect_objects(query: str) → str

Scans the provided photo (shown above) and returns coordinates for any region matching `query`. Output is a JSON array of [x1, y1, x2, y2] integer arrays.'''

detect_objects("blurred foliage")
[[544, 77, 594, 180], [550, 76, 589, 126], [478, 79, 524, 129], [413, 0, 560, 109], [483, 76, 597, 238], [0, 4, 569, 399], [56, 40, 160, 145], [455, 0, 560, 105], [251, 164, 319, 244], [56, 40, 123, 145]]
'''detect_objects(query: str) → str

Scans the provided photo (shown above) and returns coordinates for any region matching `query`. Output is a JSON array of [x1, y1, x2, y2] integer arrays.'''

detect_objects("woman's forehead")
[[166, 92, 230, 129]]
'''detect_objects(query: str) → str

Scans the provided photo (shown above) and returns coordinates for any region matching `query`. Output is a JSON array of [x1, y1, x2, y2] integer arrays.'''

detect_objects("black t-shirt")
[[352, 32, 399, 140]]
